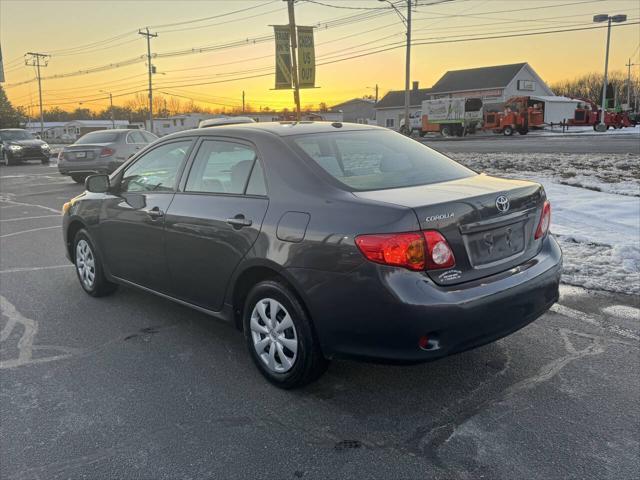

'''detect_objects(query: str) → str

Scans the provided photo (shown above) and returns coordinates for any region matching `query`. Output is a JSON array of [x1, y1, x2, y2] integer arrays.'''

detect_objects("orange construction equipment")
[[568, 97, 632, 130], [482, 96, 544, 136]]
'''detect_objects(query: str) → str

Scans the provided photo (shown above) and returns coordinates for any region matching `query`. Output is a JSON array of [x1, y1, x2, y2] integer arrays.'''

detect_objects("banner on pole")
[[297, 26, 315, 88], [273, 25, 292, 90]]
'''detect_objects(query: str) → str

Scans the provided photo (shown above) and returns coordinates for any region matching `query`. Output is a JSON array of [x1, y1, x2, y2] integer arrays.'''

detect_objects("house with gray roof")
[[376, 63, 553, 130]]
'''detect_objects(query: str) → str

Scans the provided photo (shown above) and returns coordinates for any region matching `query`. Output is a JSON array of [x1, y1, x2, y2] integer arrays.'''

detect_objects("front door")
[[99, 139, 194, 293], [165, 138, 269, 311]]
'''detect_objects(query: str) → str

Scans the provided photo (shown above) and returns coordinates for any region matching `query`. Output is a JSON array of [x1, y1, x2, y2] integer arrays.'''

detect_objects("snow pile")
[[448, 153, 640, 295], [449, 152, 640, 197], [535, 124, 640, 136]]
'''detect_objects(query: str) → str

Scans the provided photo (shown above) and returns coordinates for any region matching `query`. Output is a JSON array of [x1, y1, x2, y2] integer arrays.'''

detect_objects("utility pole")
[[100, 90, 115, 128], [242, 90, 245, 114], [375, 84, 379, 104], [404, 0, 411, 136], [139, 28, 158, 133], [379, 0, 411, 134], [286, 0, 301, 121], [625, 59, 638, 109], [24, 52, 49, 138]]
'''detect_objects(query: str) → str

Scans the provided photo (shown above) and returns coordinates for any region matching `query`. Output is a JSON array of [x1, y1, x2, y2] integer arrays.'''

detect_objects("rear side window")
[[141, 131, 158, 143], [185, 140, 257, 194], [290, 130, 475, 191], [127, 131, 145, 144]]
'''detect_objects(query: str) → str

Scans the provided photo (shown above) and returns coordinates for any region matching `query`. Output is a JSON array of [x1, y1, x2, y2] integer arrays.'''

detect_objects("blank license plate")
[[75, 152, 86, 159], [465, 222, 525, 267]]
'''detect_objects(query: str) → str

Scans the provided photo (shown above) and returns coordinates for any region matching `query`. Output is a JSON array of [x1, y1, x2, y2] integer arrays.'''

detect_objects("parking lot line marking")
[[0, 225, 59, 238], [0, 295, 79, 369], [0, 215, 60, 222], [0, 197, 60, 214], [0, 265, 73, 274]]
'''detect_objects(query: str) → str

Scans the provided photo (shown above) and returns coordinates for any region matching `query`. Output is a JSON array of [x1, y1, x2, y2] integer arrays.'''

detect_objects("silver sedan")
[[58, 129, 157, 183]]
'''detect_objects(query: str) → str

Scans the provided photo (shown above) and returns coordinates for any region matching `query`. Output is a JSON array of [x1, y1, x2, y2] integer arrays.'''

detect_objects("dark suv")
[[62, 122, 562, 388], [0, 129, 51, 165]]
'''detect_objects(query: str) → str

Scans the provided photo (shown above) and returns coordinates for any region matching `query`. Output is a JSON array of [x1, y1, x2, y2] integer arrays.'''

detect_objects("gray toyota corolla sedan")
[[61, 122, 562, 388]]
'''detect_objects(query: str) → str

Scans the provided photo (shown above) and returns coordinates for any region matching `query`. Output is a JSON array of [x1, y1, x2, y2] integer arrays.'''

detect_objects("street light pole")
[[593, 14, 627, 131]]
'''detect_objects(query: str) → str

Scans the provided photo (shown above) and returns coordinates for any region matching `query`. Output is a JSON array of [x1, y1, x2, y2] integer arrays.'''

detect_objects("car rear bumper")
[[58, 158, 120, 175], [288, 235, 562, 362]]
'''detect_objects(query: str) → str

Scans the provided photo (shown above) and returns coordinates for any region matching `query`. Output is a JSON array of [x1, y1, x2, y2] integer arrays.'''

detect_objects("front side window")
[[290, 130, 475, 191], [185, 140, 257, 194], [120, 140, 192, 193]]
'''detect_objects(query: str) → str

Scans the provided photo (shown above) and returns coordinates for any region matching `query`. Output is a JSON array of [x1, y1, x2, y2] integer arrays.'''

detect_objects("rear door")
[[99, 139, 194, 293], [164, 137, 268, 311]]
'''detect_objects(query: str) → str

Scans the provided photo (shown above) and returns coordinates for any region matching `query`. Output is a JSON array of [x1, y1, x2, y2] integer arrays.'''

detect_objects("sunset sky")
[[1, 0, 639, 114]]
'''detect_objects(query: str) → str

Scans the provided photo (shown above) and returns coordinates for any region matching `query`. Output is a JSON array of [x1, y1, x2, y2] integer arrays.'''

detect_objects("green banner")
[[273, 26, 292, 90], [297, 26, 315, 89]]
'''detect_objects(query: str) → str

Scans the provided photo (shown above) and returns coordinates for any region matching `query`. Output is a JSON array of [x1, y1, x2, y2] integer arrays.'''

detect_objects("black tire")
[[518, 128, 528, 135], [503, 126, 514, 136], [71, 174, 86, 184], [72, 229, 118, 297], [243, 280, 328, 389], [440, 125, 452, 137], [41, 157, 50, 165]]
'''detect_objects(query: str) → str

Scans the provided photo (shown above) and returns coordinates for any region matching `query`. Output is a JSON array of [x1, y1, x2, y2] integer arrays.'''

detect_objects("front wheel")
[[71, 174, 86, 184], [503, 126, 514, 136], [243, 280, 328, 388], [73, 229, 118, 297]]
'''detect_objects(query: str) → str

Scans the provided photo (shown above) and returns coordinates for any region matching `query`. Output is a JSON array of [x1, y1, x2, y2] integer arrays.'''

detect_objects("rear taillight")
[[423, 230, 455, 269], [355, 230, 455, 271], [535, 200, 551, 239], [100, 147, 115, 157]]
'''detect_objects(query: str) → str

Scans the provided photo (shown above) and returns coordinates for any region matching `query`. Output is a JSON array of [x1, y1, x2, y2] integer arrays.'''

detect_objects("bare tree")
[[550, 70, 639, 108]]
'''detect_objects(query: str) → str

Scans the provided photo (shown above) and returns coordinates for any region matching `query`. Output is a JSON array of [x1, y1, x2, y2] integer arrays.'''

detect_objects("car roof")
[[166, 121, 383, 140]]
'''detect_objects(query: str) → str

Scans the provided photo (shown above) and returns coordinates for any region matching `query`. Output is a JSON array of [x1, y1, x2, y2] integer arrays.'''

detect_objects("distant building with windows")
[[375, 62, 554, 130], [25, 120, 130, 141], [330, 98, 376, 124]]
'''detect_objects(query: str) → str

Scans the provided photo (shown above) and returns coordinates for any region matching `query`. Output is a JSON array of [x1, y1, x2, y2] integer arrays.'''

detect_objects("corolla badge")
[[495, 195, 510, 213]]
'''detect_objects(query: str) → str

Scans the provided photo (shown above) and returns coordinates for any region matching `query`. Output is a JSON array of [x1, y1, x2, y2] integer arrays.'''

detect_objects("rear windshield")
[[76, 131, 121, 144], [289, 130, 475, 191]]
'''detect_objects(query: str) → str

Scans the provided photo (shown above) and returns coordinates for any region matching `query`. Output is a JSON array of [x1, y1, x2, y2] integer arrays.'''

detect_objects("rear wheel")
[[440, 125, 452, 137], [71, 174, 86, 184], [518, 128, 528, 135], [243, 280, 328, 388], [73, 229, 118, 297]]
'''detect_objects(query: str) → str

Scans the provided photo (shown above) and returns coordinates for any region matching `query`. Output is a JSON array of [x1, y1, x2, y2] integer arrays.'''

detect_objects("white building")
[[147, 114, 222, 136], [376, 63, 554, 130], [25, 120, 130, 141]]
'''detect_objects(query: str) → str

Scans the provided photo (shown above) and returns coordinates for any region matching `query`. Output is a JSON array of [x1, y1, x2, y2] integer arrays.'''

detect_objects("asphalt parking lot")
[[1, 138, 639, 479]]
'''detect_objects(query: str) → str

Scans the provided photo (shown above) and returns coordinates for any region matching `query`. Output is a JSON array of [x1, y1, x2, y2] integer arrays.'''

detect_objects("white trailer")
[[420, 97, 484, 136], [528, 96, 580, 125]]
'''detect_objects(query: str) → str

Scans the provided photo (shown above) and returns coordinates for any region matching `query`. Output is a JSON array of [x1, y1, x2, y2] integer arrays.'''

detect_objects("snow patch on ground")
[[448, 152, 640, 295], [449, 152, 640, 197]]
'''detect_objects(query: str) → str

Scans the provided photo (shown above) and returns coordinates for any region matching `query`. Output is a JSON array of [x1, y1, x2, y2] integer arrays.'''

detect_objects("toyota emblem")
[[495, 195, 510, 213]]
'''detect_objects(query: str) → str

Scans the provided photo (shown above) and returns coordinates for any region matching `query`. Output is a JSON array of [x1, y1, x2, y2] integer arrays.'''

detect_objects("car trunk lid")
[[353, 174, 546, 285], [63, 143, 112, 161]]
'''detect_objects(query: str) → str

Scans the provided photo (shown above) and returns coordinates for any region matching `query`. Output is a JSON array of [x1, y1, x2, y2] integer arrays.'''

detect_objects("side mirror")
[[85, 174, 110, 193]]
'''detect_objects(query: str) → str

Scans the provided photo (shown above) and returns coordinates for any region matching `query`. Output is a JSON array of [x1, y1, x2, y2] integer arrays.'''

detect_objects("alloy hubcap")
[[75, 239, 96, 289], [250, 298, 298, 373]]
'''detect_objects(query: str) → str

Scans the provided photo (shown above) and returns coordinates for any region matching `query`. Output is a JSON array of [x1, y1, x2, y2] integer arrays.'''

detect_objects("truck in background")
[[420, 97, 484, 137]]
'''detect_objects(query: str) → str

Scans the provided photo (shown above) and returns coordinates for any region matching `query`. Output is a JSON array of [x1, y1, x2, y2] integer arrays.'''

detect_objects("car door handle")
[[226, 215, 252, 228], [146, 207, 164, 220]]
